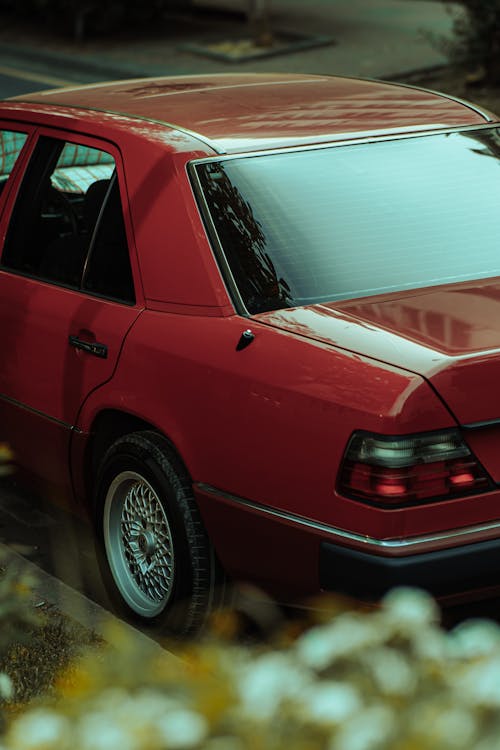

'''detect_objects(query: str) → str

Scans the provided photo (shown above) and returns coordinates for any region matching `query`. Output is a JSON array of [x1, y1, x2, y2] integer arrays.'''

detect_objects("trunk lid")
[[255, 279, 500, 425]]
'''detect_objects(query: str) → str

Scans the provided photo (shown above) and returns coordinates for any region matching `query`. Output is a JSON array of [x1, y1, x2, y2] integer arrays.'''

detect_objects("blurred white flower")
[[362, 647, 416, 696], [92, 687, 129, 709], [471, 740, 500, 750], [237, 652, 311, 719], [78, 711, 138, 750], [453, 656, 500, 708], [8, 709, 71, 750], [430, 707, 477, 747], [0, 672, 13, 700], [156, 709, 208, 748], [300, 681, 362, 724], [9, 584, 500, 750], [381, 588, 439, 630], [408, 703, 478, 749], [448, 619, 500, 659], [129, 689, 183, 719], [331, 704, 396, 750], [203, 739, 245, 750], [410, 626, 448, 663], [104, 688, 183, 744], [295, 614, 384, 670]]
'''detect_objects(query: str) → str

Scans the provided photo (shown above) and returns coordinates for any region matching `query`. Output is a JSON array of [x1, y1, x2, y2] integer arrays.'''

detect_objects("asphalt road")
[[0, 475, 115, 613], [0, 62, 82, 97]]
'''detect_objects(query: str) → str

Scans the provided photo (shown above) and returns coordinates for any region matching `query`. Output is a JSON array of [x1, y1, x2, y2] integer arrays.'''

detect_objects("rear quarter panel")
[[76, 312, 457, 535]]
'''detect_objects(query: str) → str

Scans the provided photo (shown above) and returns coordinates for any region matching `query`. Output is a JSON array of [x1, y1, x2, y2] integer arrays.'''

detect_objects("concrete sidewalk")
[[0, 541, 167, 655], [0, 0, 460, 83]]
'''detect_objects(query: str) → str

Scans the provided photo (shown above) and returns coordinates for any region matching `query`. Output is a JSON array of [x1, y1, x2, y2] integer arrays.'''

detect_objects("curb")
[[0, 541, 168, 657]]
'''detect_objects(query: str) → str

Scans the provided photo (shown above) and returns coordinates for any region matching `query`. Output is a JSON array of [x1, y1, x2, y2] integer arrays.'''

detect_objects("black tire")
[[94, 430, 222, 635]]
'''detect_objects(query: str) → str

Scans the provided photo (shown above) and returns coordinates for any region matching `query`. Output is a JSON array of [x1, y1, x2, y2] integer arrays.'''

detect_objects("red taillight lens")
[[339, 430, 490, 506]]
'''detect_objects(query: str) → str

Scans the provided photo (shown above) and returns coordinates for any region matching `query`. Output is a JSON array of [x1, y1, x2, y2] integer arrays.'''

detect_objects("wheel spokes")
[[106, 472, 175, 614]]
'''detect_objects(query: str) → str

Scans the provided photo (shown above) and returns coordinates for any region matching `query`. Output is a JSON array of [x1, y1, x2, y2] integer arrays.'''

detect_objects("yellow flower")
[[54, 665, 94, 699]]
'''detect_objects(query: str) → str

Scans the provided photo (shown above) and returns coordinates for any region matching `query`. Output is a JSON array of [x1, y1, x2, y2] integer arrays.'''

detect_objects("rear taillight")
[[339, 429, 490, 506]]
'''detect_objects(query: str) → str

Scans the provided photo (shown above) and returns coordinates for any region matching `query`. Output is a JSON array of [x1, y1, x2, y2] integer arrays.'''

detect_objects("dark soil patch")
[[0, 603, 102, 715]]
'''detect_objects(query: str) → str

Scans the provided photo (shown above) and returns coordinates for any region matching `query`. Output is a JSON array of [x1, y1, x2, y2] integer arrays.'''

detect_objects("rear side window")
[[0, 129, 28, 196], [1, 136, 135, 304]]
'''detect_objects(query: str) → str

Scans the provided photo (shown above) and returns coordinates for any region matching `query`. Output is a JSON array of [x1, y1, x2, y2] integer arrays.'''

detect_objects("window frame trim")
[[0, 125, 142, 308], [0, 120, 37, 224]]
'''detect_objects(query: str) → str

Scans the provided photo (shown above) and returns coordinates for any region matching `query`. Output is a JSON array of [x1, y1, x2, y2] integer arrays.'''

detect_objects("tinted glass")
[[2, 137, 134, 303], [196, 129, 500, 313], [0, 129, 28, 195], [83, 177, 135, 303]]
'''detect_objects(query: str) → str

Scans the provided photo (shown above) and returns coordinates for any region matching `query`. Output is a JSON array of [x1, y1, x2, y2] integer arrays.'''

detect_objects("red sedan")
[[1, 73, 500, 632]]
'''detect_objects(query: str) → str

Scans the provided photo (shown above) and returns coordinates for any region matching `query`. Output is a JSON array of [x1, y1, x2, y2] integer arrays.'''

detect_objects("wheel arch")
[[81, 409, 189, 512]]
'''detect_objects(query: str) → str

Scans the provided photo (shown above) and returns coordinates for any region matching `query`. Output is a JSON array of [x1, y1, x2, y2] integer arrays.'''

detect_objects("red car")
[[1, 72, 500, 632]]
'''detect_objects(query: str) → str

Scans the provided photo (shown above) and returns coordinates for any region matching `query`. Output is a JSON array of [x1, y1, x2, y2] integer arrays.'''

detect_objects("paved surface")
[[0, 479, 172, 648], [0, 539, 167, 653], [0, 0, 461, 87]]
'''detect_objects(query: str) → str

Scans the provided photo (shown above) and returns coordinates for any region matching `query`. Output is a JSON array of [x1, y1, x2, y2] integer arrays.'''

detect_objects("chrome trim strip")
[[462, 417, 500, 430], [189, 122, 499, 164], [0, 391, 77, 431], [196, 482, 500, 552]]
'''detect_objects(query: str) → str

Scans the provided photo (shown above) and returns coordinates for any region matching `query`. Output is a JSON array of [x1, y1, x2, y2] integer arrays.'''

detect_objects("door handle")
[[69, 335, 108, 359]]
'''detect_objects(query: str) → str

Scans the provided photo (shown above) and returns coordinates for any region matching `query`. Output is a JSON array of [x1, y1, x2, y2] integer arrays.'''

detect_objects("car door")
[[0, 129, 143, 494]]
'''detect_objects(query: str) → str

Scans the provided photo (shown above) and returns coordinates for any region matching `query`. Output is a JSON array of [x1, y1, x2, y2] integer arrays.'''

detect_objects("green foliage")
[[445, 0, 500, 82]]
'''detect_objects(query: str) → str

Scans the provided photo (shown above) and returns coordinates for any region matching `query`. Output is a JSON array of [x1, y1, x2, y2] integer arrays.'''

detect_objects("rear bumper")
[[320, 536, 500, 598], [196, 482, 500, 600]]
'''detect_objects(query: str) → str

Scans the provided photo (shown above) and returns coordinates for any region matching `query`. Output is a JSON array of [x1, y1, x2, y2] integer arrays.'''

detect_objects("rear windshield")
[[195, 129, 500, 314]]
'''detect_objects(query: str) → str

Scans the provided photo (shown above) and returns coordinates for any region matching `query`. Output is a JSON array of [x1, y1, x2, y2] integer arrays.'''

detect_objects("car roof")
[[10, 73, 493, 154]]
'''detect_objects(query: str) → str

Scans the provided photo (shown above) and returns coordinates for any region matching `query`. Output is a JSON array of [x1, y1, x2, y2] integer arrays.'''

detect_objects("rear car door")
[[0, 129, 143, 494]]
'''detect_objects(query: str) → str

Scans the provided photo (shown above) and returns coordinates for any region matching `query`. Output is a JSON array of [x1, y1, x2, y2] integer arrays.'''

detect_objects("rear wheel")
[[95, 431, 221, 635]]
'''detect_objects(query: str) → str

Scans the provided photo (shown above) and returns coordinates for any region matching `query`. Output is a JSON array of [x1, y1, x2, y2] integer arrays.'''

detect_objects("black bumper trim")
[[320, 536, 500, 598]]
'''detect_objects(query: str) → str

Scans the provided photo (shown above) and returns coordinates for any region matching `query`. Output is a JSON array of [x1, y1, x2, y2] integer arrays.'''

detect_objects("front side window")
[[2, 136, 134, 303], [195, 128, 500, 313]]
